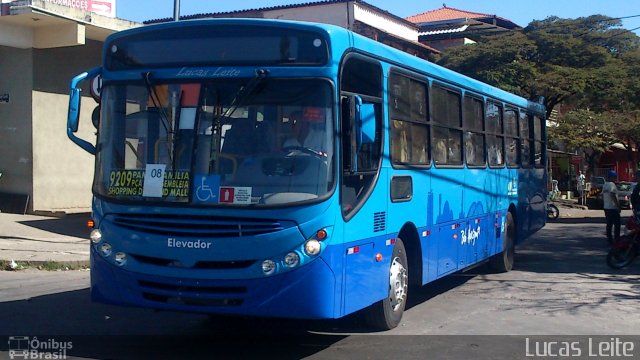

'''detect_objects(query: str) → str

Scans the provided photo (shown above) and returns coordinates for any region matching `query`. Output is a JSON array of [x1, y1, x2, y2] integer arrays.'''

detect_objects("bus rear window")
[[106, 25, 329, 70]]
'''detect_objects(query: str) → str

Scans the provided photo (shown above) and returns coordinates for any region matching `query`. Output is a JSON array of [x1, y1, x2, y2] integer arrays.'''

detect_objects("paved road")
[[0, 209, 639, 359]]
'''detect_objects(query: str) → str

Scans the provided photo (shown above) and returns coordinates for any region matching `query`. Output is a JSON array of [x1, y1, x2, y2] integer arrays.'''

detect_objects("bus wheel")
[[490, 212, 515, 272], [366, 238, 408, 330]]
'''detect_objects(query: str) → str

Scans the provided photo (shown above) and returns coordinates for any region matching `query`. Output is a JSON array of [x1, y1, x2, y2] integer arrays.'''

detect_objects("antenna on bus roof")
[[173, 0, 180, 21]]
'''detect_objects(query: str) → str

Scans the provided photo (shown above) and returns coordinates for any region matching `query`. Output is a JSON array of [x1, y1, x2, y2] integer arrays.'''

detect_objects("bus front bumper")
[[90, 247, 339, 319]]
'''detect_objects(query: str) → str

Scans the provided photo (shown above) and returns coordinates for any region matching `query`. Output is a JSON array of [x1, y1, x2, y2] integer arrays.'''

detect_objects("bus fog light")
[[284, 252, 300, 268], [114, 252, 127, 266], [262, 260, 276, 275], [304, 239, 321, 256], [90, 229, 103, 244], [99, 243, 112, 257]]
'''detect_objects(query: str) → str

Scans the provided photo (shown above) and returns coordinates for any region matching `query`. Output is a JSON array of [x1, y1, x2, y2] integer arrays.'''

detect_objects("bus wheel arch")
[[489, 208, 516, 272], [365, 237, 408, 330], [365, 223, 421, 330], [397, 223, 423, 288]]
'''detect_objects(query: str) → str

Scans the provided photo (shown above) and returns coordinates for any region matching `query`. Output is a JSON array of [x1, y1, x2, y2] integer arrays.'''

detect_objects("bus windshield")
[[94, 78, 334, 206]]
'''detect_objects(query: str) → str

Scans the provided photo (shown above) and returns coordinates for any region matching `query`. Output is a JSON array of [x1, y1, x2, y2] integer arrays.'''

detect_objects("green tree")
[[436, 15, 640, 119], [549, 109, 616, 174]]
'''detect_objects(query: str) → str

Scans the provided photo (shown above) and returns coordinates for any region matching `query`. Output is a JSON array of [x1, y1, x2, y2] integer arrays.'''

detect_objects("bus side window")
[[339, 56, 383, 218], [486, 101, 504, 167], [389, 72, 429, 167], [463, 95, 485, 167], [431, 85, 462, 166]]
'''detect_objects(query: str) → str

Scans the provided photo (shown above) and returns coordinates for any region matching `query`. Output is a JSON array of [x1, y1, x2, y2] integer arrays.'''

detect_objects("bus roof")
[[104, 18, 544, 116]]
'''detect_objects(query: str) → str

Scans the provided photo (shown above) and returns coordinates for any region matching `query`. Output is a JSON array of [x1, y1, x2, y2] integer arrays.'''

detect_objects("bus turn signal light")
[[316, 229, 327, 240]]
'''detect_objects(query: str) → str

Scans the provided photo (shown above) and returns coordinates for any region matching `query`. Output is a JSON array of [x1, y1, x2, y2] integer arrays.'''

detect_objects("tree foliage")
[[549, 109, 614, 174], [437, 15, 640, 172], [436, 15, 640, 119]]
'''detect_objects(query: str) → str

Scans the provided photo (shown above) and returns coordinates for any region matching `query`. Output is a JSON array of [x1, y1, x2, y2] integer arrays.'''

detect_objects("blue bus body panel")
[[84, 18, 547, 320], [91, 246, 339, 319]]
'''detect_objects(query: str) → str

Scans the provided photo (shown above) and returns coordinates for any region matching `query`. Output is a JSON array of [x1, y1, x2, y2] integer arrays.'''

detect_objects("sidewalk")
[[550, 197, 635, 219], [0, 203, 622, 270], [0, 212, 91, 268]]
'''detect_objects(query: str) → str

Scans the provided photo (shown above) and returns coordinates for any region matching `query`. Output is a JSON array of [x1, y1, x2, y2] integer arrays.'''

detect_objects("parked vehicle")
[[591, 176, 605, 191], [616, 182, 635, 209], [607, 215, 639, 269], [588, 179, 633, 210], [547, 202, 559, 220], [586, 176, 606, 209]]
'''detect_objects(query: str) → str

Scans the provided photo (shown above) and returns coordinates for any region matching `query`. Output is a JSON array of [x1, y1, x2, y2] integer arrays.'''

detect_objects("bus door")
[[338, 56, 386, 315]]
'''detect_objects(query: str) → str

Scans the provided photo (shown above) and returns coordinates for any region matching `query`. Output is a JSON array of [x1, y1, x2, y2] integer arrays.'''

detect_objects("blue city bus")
[[67, 18, 547, 329]]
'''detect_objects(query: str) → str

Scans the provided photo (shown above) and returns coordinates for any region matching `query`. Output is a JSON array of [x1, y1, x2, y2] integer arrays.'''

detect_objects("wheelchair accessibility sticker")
[[193, 175, 220, 203], [193, 175, 252, 204]]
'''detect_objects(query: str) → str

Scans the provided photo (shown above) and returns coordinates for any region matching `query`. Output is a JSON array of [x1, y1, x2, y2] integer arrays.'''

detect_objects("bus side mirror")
[[67, 67, 101, 155], [68, 88, 81, 132], [355, 97, 376, 149]]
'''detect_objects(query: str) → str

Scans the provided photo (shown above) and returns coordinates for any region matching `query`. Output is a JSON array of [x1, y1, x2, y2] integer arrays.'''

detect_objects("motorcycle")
[[547, 201, 559, 220], [606, 214, 639, 269]]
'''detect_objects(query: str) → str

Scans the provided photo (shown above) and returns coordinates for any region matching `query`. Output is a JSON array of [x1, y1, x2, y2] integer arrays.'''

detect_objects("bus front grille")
[[142, 293, 244, 307], [139, 280, 246, 307], [106, 214, 284, 238], [139, 280, 247, 294], [131, 254, 256, 270]]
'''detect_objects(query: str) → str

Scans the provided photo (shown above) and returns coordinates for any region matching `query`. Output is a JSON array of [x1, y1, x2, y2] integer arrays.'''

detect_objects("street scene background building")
[[3, 0, 610, 214]]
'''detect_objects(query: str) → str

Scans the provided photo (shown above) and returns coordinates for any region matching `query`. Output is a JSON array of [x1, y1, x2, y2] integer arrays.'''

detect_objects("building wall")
[[352, 3, 417, 41], [261, 3, 352, 28], [420, 38, 468, 52], [0, 45, 34, 198], [31, 40, 102, 213]]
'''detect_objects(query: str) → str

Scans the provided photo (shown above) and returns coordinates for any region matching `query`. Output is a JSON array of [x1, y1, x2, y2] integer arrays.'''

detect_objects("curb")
[[1, 259, 90, 271], [557, 204, 589, 210]]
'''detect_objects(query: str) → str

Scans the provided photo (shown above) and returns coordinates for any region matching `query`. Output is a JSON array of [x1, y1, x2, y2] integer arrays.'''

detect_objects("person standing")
[[576, 170, 586, 204], [602, 170, 620, 243]]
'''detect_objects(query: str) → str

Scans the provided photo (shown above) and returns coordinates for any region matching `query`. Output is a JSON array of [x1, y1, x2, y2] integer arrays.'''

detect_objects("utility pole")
[[173, 0, 180, 21]]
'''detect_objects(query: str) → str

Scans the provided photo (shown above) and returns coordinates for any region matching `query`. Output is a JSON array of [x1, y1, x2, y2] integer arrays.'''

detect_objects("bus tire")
[[366, 238, 408, 330], [489, 212, 515, 272]]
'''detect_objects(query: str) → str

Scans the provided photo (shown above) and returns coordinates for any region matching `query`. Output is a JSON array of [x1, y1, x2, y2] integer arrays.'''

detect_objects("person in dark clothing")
[[603, 170, 620, 243], [630, 172, 640, 223], [631, 183, 640, 213]]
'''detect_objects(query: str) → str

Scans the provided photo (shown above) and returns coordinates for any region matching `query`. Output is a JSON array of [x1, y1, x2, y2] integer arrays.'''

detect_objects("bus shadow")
[[0, 288, 347, 359], [18, 213, 91, 239], [406, 272, 474, 310], [516, 218, 637, 274]]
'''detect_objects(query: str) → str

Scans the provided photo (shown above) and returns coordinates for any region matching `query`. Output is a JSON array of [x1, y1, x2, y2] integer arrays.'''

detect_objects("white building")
[[0, 0, 138, 213]]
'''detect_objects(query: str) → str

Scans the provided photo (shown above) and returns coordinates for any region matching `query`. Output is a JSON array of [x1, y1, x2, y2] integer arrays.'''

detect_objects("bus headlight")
[[90, 229, 103, 244], [262, 260, 276, 275], [99, 243, 112, 257], [284, 252, 300, 268], [304, 239, 321, 256], [114, 252, 127, 266]]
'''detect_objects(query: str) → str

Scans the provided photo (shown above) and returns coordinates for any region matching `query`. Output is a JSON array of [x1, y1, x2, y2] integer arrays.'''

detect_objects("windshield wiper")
[[142, 72, 174, 164], [221, 69, 268, 120], [210, 69, 268, 173]]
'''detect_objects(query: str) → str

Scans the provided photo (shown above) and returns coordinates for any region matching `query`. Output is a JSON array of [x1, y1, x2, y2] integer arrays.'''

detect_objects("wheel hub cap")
[[389, 256, 408, 311]]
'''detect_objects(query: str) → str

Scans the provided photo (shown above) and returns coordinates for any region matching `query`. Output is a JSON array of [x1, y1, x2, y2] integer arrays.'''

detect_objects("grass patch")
[[1, 260, 89, 271]]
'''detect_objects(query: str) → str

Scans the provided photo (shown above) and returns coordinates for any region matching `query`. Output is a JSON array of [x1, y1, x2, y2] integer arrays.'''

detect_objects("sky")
[[116, 0, 640, 34]]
